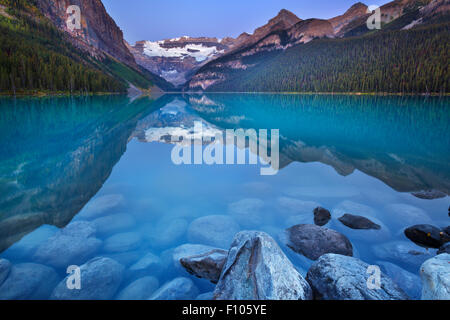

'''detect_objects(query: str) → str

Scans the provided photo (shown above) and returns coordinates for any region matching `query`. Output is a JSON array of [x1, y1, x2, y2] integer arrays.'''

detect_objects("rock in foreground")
[[306, 254, 409, 300], [214, 231, 312, 300], [51, 257, 124, 300], [180, 249, 228, 283], [283, 224, 353, 260], [420, 253, 450, 300], [338, 214, 381, 230]]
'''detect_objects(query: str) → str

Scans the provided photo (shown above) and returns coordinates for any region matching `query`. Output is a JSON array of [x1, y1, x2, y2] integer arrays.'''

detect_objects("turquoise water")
[[0, 94, 449, 299]]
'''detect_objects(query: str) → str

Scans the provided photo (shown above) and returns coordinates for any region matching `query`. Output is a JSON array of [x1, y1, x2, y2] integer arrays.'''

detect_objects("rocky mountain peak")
[[328, 1, 369, 34], [270, 9, 302, 26]]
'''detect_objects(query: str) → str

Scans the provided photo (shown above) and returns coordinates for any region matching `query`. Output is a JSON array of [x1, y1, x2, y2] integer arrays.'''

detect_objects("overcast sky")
[[102, 0, 391, 44]]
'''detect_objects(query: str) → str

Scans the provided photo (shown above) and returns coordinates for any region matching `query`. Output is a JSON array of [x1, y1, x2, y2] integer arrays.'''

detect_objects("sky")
[[102, 0, 391, 44]]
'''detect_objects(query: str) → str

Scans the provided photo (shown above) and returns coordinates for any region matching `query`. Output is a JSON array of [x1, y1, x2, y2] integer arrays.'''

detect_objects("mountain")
[[185, 0, 449, 93], [130, 37, 232, 86], [0, 0, 174, 94]]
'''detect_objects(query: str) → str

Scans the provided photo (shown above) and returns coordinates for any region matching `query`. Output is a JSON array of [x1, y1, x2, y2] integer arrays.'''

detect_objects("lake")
[[0, 94, 449, 300]]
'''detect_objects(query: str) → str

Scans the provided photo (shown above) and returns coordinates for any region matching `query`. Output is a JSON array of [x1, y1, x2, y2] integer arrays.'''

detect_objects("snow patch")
[[142, 41, 224, 62]]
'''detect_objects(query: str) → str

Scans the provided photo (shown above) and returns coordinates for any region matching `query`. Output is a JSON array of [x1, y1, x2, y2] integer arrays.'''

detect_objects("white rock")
[[420, 254, 450, 300]]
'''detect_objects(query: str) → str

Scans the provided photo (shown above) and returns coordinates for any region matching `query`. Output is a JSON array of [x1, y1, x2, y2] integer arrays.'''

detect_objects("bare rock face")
[[306, 254, 410, 300], [214, 231, 313, 300], [328, 2, 369, 35], [283, 224, 353, 261], [180, 249, 228, 283], [35, 0, 136, 66]]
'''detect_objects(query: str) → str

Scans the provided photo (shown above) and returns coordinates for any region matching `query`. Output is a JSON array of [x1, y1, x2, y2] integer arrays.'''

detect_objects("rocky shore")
[[0, 196, 448, 300]]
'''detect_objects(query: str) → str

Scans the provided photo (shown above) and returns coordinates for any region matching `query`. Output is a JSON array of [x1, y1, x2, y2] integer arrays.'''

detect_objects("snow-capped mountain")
[[129, 37, 235, 86]]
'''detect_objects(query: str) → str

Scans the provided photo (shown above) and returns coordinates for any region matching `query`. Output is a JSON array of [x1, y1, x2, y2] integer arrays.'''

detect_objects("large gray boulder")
[[180, 248, 228, 283], [51, 257, 124, 300], [283, 224, 353, 261], [0, 259, 11, 287], [0, 263, 59, 300], [214, 231, 313, 300], [116, 276, 159, 300], [149, 277, 199, 300], [306, 254, 409, 300], [188, 215, 240, 248], [33, 221, 102, 268], [420, 253, 450, 300]]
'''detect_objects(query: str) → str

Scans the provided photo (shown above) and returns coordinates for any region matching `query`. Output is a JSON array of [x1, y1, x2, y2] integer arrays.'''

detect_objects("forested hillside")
[[195, 22, 448, 94], [0, 0, 174, 95]]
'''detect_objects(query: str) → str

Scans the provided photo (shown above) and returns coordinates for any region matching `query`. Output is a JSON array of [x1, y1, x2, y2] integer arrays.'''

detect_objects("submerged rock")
[[420, 254, 450, 300], [0, 263, 59, 300], [214, 231, 312, 300], [377, 261, 422, 300], [78, 194, 125, 220], [103, 232, 142, 253], [187, 215, 239, 248], [196, 291, 214, 300], [146, 218, 188, 248], [438, 243, 450, 255], [116, 276, 159, 300], [51, 257, 124, 300], [92, 213, 136, 235], [313, 207, 331, 226], [3, 225, 59, 259], [128, 252, 163, 279], [372, 241, 433, 270], [149, 277, 199, 300], [277, 197, 321, 216], [404, 224, 449, 249], [180, 249, 228, 283], [228, 198, 265, 227], [33, 221, 102, 268], [338, 214, 381, 230], [306, 254, 409, 300], [283, 224, 353, 261], [0, 259, 11, 287]]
